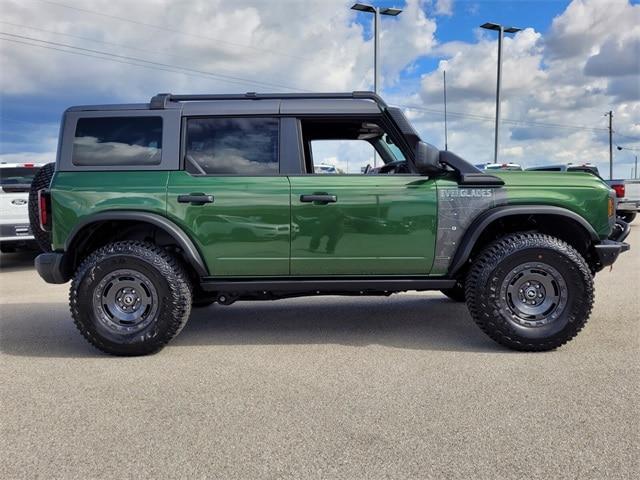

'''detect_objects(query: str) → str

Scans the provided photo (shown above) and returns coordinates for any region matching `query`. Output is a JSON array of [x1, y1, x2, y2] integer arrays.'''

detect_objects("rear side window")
[[185, 117, 279, 175], [0, 167, 40, 186], [72, 117, 163, 166]]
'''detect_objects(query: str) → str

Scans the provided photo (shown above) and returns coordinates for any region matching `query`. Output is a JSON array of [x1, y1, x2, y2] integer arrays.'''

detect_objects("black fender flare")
[[447, 205, 600, 276], [65, 210, 208, 277]]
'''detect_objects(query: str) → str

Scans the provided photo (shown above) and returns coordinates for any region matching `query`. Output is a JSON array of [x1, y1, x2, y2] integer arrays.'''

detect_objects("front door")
[[166, 116, 290, 276], [289, 118, 438, 276]]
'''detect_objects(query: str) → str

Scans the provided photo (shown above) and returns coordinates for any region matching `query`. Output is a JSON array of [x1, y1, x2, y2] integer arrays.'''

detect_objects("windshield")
[[0, 167, 40, 186]]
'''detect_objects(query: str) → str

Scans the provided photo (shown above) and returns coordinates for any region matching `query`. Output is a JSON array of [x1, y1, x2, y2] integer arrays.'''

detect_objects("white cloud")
[[434, 0, 454, 16], [0, 0, 436, 97], [414, 0, 640, 177]]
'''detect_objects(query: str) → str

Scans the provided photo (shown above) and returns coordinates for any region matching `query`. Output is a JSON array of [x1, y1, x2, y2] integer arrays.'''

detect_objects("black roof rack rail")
[[149, 91, 387, 110]]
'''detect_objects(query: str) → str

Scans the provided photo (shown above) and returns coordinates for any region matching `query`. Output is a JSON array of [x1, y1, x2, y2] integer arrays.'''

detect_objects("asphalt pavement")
[[1, 226, 638, 479]]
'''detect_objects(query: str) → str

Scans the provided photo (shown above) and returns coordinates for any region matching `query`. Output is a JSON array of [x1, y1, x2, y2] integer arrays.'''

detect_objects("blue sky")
[[1, 0, 639, 176]]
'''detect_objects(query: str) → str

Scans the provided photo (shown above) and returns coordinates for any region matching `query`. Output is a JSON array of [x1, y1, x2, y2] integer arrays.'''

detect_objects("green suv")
[[33, 92, 630, 355]]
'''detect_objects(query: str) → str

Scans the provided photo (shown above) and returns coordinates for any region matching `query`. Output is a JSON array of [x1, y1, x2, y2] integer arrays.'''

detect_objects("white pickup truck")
[[0, 162, 43, 252], [616, 179, 640, 223]]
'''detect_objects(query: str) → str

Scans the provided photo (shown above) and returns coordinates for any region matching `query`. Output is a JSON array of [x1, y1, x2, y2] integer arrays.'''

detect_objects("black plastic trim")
[[594, 240, 630, 268], [35, 252, 69, 284], [448, 205, 600, 275], [199, 276, 456, 293], [151, 91, 388, 110], [65, 211, 208, 276]]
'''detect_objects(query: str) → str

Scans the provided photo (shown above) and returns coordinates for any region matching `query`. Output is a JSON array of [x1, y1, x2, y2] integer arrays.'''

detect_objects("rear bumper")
[[0, 223, 33, 241], [617, 200, 640, 212], [35, 252, 70, 284], [594, 219, 630, 268]]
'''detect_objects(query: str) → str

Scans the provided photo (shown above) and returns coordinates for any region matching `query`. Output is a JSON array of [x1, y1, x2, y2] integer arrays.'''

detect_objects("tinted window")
[[186, 118, 278, 175], [0, 167, 40, 185], [72, 117, 162, 166]]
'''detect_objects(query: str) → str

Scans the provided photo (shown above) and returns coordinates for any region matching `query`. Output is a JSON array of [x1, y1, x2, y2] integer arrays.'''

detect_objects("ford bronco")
[[32, 92, 630, 355]]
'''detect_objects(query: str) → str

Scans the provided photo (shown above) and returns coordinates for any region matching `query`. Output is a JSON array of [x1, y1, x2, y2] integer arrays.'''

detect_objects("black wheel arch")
[[63, 211, 208, 278], [448, 205, 600, 276]]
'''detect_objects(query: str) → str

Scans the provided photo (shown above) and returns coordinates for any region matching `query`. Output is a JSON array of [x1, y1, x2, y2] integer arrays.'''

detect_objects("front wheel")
[[465, 233, 594, 351], [70, 241, 192, 355]]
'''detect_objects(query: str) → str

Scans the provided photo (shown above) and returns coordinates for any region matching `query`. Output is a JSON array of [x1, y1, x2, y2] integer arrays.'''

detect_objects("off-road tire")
[[441, 280, 465, 302], [465, 233, 594, 351], [618, 211, 636, 223], [70, 241, 192, 356], [28, 162, 55, 252]]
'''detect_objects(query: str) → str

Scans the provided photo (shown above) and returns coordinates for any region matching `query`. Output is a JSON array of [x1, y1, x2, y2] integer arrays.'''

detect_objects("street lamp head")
[[481, 22, 522, 34], [380, 7, 403, 16], [351, 3, 376, 13], [617, 146, 623, 150]]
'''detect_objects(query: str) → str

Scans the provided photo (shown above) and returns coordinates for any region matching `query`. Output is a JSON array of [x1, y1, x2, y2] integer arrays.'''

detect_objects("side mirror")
[[415, 141, 441, 175]]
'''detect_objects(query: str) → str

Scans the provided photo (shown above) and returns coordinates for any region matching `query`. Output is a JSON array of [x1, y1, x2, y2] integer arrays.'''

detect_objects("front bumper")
[[35, 252, 70, 284], [594, 219, 630, 268]]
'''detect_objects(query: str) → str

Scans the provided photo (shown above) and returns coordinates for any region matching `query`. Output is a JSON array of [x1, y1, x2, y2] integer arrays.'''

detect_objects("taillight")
[[612, 184, 625, 198], [38, 189, 50, 231]]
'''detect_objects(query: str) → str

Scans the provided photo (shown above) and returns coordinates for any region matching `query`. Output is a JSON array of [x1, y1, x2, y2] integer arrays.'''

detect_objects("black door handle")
[[177, 193, 214, 205], [300, 194, 337, 204]]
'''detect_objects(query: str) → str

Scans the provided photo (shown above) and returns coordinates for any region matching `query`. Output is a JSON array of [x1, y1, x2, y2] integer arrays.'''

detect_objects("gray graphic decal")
[[433, 186, 507, 272]]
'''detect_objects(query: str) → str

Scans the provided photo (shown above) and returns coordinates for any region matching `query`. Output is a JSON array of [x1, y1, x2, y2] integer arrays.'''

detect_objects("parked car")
[[484, 163, 523, 171], [526, 163, 601, 176], [614, 179, 640, 223], [526, 163, 635, 219], [0, 162, 45, 252], [33, 91, 630, 355]]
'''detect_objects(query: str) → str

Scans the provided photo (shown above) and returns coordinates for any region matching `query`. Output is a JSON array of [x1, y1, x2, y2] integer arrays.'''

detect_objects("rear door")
[[166, 113, 291, 276]]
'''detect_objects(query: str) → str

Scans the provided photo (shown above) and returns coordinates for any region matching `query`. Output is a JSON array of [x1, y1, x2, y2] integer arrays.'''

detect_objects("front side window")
[[300, 119, 409, 175], [72, 117, 162, 166], [185, 117, 279, 175]]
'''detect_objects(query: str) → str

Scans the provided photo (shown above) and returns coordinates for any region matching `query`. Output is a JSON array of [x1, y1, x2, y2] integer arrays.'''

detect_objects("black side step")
[[199, 277, 456, 293]]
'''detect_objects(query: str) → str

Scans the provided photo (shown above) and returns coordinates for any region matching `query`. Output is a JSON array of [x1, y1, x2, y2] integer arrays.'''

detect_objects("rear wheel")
[[70, 241, 192, 355], [28, 162, 55, 252], [466, 233, 594, 351], [618, 211, 636, 223]]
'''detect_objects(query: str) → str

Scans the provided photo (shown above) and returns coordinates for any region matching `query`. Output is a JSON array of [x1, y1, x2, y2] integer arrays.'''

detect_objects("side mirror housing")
[[415, 141, 442, 175]]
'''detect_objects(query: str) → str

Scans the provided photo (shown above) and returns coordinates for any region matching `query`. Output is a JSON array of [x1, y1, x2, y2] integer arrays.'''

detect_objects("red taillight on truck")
[[37, 189, 51, 231], [612, 184, 625, 198]]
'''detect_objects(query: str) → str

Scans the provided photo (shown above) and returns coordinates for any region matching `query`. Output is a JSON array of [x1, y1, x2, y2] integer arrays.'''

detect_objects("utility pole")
[[443, 70, 448, 151], [606, 110, 613, 179]]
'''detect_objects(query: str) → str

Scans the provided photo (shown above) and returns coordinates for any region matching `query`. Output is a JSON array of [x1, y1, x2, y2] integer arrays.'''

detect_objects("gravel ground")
[[1, 225, 638, 479]]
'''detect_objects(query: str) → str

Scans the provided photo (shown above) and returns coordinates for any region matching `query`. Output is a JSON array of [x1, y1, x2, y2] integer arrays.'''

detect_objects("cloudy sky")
[[1, 0, 639, 177]]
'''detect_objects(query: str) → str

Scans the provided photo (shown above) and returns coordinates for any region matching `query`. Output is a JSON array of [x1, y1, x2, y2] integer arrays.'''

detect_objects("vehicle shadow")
[[0, 250, 39, 273], [0, 295, 505, 358]]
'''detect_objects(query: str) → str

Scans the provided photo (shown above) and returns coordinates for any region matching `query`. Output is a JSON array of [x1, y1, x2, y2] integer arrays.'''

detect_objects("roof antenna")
[[443, 70, 448, 151]]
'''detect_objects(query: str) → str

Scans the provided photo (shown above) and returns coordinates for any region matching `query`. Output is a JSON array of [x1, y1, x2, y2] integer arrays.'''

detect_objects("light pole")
[[481, 22, 522, 164], [351, 3, 402, 94], [617, 145, 640, 179]]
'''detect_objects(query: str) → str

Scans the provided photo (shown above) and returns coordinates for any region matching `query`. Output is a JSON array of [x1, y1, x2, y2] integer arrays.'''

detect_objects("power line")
[[0, 32, 307, 92], [0, 29, 628, 136], [31, 0, 308, 61], [399, 104, 609, 133], [0, 21, 307, 93]]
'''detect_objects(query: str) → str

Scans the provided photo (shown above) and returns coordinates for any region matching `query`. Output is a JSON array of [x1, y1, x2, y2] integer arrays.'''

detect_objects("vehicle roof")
[[65, 91, 385, 116]]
